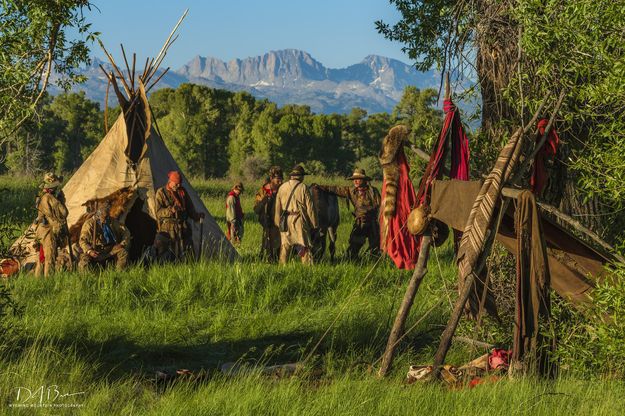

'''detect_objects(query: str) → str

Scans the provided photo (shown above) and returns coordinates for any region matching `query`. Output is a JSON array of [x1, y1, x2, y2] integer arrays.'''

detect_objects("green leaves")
[[0, 0, 97, 140]]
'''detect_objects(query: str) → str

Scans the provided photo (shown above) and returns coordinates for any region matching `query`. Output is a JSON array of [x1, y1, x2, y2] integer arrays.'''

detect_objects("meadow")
[[0, 175, 623, 415]]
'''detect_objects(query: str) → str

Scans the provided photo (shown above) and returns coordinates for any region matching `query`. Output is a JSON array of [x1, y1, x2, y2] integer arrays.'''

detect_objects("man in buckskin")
[[34, 172, 69, 277], [273, 165, 318, 265], [315, 168, 381, 260], [225, 181, 245, 246], [253, 166, 283, 261], [155, 170, 204, 259], [78, 201, 130, 271]]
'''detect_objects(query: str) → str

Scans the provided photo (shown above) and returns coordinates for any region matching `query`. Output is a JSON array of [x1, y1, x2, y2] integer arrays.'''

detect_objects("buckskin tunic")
[[225, 190, 244, 245], [273, 178, 318, 265], [78, 216, 130, 271], [155, 185, 201, 258], [254, 184, 281, 262], [35, 190, 69, 277], [318, 184, 381, 259]]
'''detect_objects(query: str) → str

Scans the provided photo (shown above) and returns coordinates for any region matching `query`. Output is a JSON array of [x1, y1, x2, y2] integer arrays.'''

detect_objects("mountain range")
[[51, 49, 439, 114]]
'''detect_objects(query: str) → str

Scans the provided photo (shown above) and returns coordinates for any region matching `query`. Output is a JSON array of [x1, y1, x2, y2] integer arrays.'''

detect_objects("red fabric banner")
[[531, 119, 560, 196], [381, 149, 419, 270], [417, 99, 470, 204], [382, 98, 470, 270]]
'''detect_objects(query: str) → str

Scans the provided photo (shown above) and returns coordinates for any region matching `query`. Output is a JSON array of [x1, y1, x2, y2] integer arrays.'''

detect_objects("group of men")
[[231, 165, 381, 265], [32, 170, 204, 277], [31, 163, 382, 276]]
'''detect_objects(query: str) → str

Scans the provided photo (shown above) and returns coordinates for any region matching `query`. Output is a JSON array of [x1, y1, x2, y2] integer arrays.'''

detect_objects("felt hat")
[[347, 168, 371, 181], [42, 172, 63, 189], [289, 165, 306, 177]]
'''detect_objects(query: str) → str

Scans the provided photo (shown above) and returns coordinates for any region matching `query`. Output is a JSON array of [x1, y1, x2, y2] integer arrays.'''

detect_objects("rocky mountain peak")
[[55, 49, 438, 114]]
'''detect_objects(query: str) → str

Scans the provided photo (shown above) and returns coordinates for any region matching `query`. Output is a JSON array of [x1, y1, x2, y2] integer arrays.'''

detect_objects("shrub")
[[552, 264, 625, 378], [356, 156, 382, 180], [301, 160, 327, 177], [241, 155, 270, 181]]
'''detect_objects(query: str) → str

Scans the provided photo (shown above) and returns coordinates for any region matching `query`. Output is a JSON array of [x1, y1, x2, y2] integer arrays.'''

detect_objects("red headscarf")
[[168, 170, 182, 185]]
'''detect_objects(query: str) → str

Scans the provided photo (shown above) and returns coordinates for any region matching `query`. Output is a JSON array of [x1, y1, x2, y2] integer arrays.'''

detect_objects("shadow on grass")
[[6, 313, 446, 385], [8, 330, 318, 382]]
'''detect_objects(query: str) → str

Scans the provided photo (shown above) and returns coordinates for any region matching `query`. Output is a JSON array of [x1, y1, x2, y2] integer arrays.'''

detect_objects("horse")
[[310, 185, 340, 262]]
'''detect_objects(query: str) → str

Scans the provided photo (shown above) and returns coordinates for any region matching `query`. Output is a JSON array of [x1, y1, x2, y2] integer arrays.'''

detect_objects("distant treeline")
[[1, 84, 442, 179]]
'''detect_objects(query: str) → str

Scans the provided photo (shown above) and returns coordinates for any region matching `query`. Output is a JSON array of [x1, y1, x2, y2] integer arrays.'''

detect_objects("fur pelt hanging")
[[69, 187, 136, 243], [379, 125, 408, 245], [379, 125, 420, 269]]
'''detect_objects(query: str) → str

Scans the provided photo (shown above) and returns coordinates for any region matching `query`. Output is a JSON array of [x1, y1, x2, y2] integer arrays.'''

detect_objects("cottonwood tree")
[[0, 0, 97, 147], [377, 0, 625, 243]]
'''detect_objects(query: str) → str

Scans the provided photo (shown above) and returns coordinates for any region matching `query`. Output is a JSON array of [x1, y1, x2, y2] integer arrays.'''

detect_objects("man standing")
[[316, 168, 381, 260], [274, 165, 318, 265], [225, 182, 244, 246], [78, 202, 130, 271], [155, 171, 204, 258], [254, 166, 283, 261], [34, 172, 69, 277]]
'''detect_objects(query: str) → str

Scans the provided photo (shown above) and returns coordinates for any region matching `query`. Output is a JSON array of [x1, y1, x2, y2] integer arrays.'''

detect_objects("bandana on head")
[[168, 171, 182, 185]]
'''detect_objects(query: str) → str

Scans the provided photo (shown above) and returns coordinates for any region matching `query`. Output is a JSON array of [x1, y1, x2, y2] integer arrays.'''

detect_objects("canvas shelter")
[[10, 21, 238, 269]]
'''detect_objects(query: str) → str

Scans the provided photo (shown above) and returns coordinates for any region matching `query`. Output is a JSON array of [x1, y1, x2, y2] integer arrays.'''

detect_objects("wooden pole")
[[432, 269, 480, 374], [378, 234, 433, 377]]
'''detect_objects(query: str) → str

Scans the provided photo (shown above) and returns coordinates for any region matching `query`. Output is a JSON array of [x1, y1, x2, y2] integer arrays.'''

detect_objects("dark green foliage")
[[3, 92, 102, 175], [0, 0, 98, 139], [378, 0, 625, 243], [552, 264, 625, 378], [1, 82, 443, 179]]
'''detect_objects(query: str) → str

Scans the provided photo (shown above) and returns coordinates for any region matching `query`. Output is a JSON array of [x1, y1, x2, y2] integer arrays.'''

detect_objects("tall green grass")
[[0, 175, 623, 415]]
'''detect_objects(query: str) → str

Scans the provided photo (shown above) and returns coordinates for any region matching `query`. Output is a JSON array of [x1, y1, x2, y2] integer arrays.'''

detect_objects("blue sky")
[[82, 0, 409, 70]]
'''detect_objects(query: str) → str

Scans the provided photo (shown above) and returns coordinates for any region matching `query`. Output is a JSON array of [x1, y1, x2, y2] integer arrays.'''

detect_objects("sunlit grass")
[[0, 175, 623, 415]]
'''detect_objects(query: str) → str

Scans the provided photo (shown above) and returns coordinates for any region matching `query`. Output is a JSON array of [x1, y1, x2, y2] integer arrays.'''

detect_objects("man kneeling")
[[79, 202, 130, 272]]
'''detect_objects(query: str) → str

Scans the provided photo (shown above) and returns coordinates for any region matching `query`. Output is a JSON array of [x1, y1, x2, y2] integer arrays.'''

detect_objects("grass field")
[[0, 175, 623, 415]]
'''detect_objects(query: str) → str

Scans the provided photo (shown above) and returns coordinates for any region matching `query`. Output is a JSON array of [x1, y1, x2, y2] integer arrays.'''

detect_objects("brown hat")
[[233, 181, 244, 191], [269, 166, 284, 179], [348, 168, 371, 181], [289, 165, 306, 177], [42, 172, 63, 189], [379, 125, 409, 165]]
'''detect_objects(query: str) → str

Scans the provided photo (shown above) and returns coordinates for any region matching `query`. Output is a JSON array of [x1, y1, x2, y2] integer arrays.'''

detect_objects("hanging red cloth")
[[380, 98, 470, 270], [381, 148, 419, 270], [417, 99, 470, 204], [531, 119, 560, 196]]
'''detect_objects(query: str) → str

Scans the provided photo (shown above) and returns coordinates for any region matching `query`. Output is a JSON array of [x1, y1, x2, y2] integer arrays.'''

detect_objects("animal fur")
[[379, 125, 408, 244], [379, 124, 408, 165], [69, 187, 136, 243]]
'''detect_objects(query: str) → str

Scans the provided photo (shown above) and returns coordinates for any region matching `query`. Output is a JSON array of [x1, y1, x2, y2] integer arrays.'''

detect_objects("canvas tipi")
[[10, 14, 238, 269]]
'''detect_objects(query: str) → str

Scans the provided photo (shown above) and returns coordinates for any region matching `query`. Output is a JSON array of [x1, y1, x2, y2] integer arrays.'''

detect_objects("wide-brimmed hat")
[[379, 125, 409, 165], [289, 165, 306, 177], [42, 172, 63, 189], [269, 166, 284, 179], [347, 168, 371, 181], [233, 181, 244, 191]]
